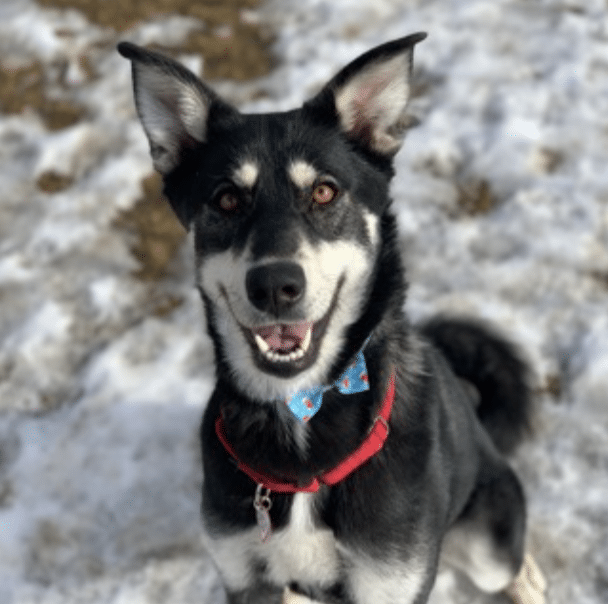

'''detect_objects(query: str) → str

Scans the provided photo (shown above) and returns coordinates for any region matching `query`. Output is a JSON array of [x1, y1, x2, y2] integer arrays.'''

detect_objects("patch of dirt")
[[455, 178, 499, 216], [36, 171, 75, 194], [37, 0, 258, 31], [27, 518, 105, 585], [529, 147, 564, 175], [590, 269, 608, 290], [114, 173, 187, 284], [540, 374, 563, 401], [37, 0, 275, 80], [167, 22, 274, 81], [0, 62, 86, 130]]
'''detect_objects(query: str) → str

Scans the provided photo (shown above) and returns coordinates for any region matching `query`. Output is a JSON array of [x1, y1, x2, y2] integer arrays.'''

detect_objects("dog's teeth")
[[266, 351, 287, 363], [254, 334, 270, 354], [301, 327, 312, 353], [262, 348, 305, 363], [258, 334, 311, 363]]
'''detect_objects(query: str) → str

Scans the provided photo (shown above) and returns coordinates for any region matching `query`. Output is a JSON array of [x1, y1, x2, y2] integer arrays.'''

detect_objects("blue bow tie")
[[285, 347, 370, 422]]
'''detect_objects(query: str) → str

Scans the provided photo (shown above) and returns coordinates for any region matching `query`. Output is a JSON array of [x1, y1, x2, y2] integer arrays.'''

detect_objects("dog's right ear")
[[118, 42, 238, 176]]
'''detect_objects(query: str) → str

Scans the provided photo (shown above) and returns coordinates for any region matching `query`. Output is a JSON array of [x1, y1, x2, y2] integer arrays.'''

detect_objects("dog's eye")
[[312, 182, 338, 205], [215, 190, 240, 213]]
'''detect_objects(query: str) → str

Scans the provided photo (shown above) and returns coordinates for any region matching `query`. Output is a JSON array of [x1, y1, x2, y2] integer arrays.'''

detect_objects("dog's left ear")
[[306, 33, 427, 157]]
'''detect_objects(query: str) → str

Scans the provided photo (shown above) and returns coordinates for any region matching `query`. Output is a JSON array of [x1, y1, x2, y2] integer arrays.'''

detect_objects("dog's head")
[[118, 34, 425, 402]]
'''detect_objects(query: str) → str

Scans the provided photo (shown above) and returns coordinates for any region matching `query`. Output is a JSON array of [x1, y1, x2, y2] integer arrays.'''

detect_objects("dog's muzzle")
[[236, 261, 340, 377], [244, 262, 313, 369]]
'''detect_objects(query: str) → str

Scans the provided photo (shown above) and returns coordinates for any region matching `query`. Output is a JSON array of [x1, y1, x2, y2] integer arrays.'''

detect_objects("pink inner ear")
[[353, 71, 394, 114], [348, 74, 391, 143], [337, 60, 406, 154]]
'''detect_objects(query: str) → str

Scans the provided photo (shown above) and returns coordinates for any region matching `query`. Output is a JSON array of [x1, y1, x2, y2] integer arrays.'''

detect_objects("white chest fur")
[[265, 492, 340, 586], [203, 492, 341, 592]]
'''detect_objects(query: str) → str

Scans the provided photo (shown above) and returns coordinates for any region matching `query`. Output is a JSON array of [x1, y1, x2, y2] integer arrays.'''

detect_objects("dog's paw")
[[282, 587, 323, 604], [505, 553, 547, 604]]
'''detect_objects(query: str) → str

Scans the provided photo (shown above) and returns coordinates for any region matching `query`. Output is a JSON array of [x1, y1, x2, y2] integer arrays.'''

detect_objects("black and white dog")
[[118, 34, 546, 604]]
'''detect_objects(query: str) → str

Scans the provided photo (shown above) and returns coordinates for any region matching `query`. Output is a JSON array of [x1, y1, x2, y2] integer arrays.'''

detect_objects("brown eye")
[[216, 191, 240, 213], [312, 182, 338, 205]]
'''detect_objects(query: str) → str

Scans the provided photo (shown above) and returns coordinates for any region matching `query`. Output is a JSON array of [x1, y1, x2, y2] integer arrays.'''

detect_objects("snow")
[[1, 0, 607, 602]]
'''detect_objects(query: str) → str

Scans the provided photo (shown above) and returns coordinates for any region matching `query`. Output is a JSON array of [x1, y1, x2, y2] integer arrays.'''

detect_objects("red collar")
[[215, 370, 396, 494]]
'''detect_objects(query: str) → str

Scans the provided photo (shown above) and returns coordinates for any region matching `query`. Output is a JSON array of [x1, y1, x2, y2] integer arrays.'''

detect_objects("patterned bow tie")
[[285, 346, 370, 422]]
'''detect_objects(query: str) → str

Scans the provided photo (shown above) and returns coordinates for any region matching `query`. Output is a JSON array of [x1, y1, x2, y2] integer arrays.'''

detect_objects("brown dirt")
[[455, 178, 499, 216], [590, 269, 608, 290], [37, 0, 275, 80], [36, 171, 75, 194], [113, 173, 187, 283], [541, 374, 563, 401], [1, 0, 272, 129], [0, 62, 85, 130]]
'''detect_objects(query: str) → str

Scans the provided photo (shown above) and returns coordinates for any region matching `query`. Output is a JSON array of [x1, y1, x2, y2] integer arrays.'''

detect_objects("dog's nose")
[[246, 262, 306, 316]]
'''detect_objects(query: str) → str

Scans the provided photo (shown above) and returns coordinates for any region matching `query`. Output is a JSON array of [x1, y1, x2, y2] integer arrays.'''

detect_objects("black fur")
[[420, 317, 532, 454], [119, 34, 540, 604]]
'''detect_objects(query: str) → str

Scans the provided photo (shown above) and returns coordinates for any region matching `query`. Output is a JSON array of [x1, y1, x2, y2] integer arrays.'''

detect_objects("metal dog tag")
[[254, 484, 273, 542]]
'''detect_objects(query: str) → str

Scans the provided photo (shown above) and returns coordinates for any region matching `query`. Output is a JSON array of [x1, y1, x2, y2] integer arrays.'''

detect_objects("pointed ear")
[[117, 42, 238, 174], [307, 33, 426, 157]]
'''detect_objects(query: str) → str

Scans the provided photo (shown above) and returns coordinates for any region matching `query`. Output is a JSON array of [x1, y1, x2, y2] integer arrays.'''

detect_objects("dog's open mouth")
[[242, 318, 324, 377], [252, 322, 313, 363]]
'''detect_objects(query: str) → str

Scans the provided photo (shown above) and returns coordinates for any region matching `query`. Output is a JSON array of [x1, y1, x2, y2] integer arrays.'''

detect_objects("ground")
[[0, 0, 607, 602]]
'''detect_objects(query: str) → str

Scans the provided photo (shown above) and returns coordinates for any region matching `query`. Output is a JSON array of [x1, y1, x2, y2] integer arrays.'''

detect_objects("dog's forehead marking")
[[233, 160, 259, 189], [288, 160, 318, 189]]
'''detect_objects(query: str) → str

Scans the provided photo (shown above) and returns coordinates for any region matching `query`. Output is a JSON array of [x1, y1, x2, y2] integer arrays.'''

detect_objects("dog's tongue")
[[256, 322, 311, 352]]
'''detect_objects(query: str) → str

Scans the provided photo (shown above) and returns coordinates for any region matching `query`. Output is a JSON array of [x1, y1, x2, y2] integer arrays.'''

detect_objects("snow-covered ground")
[[1, 0, 607, 602]]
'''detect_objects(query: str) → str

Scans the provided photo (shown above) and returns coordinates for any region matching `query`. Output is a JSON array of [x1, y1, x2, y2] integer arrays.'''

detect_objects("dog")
[[118, 34, 547, 604]]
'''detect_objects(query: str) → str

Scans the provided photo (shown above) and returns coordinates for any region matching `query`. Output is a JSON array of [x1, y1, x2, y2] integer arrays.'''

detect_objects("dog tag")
[[254, 484, 273, 542]]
